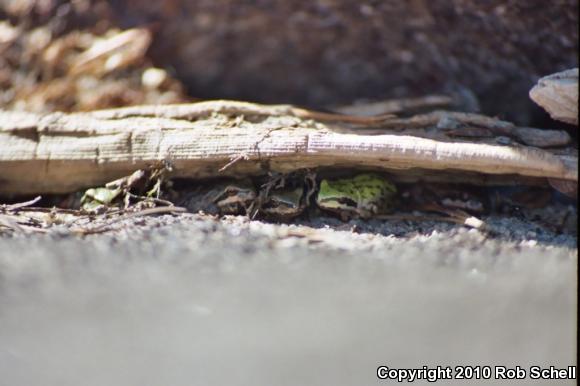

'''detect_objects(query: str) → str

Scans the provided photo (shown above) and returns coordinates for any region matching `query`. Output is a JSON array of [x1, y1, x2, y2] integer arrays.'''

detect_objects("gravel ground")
[[0, 213, 577, 386]]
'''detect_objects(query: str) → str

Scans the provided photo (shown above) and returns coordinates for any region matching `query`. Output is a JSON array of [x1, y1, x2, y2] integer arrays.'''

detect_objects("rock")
[[46, 0, 579, 125], [530, 68, 579, 126]]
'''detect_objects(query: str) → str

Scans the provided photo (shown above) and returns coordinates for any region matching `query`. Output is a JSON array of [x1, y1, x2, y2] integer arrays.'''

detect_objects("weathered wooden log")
[[530, 68, 578, 126], [0, 101, 577, 195]]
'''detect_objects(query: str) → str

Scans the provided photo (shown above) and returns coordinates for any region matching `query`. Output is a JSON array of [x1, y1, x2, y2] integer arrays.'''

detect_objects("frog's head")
[[317, 179, 359, 212], [316, 173, 397, 220], [213, 180, 257, 215], [261, 186, 305, 219]]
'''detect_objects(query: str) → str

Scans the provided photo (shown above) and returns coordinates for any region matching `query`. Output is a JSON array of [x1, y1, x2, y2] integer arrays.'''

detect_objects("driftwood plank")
[[0, 101, 577, 195], [530, 68, 579, 126]]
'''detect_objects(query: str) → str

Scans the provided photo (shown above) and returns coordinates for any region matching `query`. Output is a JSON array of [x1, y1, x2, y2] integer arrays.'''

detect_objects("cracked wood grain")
[[0, 101, 577, 195], [530, 68, 578, 126]]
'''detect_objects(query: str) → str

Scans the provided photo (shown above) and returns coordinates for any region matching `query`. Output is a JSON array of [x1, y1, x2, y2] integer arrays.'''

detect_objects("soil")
[[0, 213, 576, 386]]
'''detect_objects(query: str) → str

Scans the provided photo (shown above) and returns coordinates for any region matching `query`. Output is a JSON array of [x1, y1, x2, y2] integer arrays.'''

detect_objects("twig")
[[219, 153, 249, 172], [336, 95, 454, 116], [125, 192, 175, 207], [1, 196, 42, 212]]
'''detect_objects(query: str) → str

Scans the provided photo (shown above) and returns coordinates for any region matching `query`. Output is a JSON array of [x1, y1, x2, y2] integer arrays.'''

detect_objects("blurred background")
[[1, 0, 577, 127]]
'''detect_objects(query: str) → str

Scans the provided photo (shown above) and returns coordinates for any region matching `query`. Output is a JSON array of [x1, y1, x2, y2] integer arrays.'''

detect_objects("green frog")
[[316, 173, 397, 220], [81, 187, 122, 211], [181, 173, 397, 222]]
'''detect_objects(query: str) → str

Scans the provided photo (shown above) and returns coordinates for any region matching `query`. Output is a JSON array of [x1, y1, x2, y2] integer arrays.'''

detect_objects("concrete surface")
[[0, 214, 577, 386]]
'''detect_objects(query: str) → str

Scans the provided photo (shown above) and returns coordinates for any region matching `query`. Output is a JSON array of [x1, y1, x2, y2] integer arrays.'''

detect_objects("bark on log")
[[530, 68, 579, 126], [0, 102, 577, 195]]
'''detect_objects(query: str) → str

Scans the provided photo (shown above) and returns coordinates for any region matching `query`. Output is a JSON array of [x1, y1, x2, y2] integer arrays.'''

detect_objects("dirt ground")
[[0, 213, 577, 386]]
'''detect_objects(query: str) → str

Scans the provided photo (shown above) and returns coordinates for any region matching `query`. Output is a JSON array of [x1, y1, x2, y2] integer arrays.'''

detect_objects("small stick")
[[219, 153, 249, 172], [1, 196, 42, 212], [125, 192, 175, 207], [336, 95, 454, 116]]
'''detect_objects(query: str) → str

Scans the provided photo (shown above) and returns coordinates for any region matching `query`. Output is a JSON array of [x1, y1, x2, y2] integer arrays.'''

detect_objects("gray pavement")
[[0, 214, 577, 386]]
